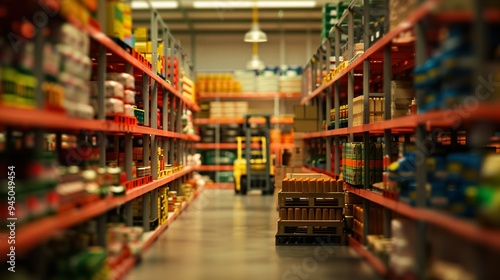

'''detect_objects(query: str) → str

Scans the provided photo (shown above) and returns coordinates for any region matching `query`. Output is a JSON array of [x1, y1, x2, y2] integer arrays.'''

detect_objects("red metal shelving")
[[111, 187, 203, 280], [198, 92, 302, 100], [0, 166, 196, 257], [0, 106, 200, 142], [302, 103, 500, 139], [194, 117, 294, 125], [194, 142, 295, 150], [301, 0, 437, 105], [344, 184, 500, 250], [85, 25, 200, 112]]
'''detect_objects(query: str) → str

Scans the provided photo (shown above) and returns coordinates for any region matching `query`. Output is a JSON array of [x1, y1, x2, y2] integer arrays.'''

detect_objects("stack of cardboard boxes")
[[391, 81, 415, 118], [293, 105, 318, 132], [209, 101, 249, 119], [352, 96, 385, 126], [275, 172, 346, 245]]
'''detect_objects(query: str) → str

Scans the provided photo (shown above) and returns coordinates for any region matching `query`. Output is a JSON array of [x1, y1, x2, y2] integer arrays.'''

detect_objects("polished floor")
[[128, 189, 382, 280]]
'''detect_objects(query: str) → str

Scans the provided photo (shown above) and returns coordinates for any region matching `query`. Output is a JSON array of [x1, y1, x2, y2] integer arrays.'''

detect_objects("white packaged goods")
[[105, 98, 124, 116], [279, 76, 302, 93], [234, 70, 256, 92], [124, 90, 136, 104], [257, 75, 279, 92], [89, 81, 125, 99], [124, 104, 135, 117], [107, 73, 135, 90], [77, 103, 95, 119]]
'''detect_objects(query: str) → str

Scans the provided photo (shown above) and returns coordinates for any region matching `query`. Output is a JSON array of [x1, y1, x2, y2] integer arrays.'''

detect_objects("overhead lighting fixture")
[[246, 54, 265, 70], [193, 1, 316, 9], [132, 1, 178, 9], [246, 43, 265, 70], [244, 4, 267, 43]]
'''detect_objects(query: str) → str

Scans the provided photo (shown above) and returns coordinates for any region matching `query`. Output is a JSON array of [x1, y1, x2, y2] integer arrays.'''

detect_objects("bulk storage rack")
[[194, 90, 300, 185], [0, 0, 200, 278], [300, 0, 500, 279]]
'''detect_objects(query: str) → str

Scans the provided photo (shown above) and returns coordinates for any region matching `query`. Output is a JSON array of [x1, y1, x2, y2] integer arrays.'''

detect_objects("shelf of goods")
[[195, 87, 302, 182], [0, 1, 201, 279], [300, 0, 500, 279], [198, 92, 302, 100]]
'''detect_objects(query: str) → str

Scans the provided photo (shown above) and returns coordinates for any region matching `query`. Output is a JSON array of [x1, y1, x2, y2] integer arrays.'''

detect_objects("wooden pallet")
[[277, 220, 344, 235], [278, 191, 345, 207], [276, 234, 344, 246]]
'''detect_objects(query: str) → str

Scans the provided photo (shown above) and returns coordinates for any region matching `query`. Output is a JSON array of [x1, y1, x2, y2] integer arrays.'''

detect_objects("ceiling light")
[[244, 4, 267, 43], [244, 23, 267, 43], [193, 1, 316, 9], [246, 54, 265, 70], [132, 1, 178, 9]]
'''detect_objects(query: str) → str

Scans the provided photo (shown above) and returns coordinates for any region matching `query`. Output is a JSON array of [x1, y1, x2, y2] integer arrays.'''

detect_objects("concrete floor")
[[128, 189, 382, 280]]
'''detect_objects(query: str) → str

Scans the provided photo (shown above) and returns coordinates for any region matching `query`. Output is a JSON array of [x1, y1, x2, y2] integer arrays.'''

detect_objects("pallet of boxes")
[[275, 172, 345, 245]]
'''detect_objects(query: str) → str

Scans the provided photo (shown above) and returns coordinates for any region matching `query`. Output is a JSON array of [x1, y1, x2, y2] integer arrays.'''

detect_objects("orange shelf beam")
[[194, 143, 295, 150], [194, 117, 294, 125], [204, 182, 234, 189], [198, 92, 302, 99], [344, 184, 500, 250], [302, 103, 500, 139], [196, 165, 234, 171], [0, 166, 196, 257], [301, 0, 437, 105], [0, 106, 199, 141]]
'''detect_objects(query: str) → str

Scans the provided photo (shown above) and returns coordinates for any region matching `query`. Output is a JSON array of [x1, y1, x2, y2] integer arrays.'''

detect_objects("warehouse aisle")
[[128, 189, 382, 280]]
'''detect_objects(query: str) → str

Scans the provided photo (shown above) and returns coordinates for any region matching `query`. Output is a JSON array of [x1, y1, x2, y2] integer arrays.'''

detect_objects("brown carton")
[[295, 179, 303, 192], [280, 208, 287, 220], [330, 179, 337, 192], [294, 105, 305, 119], [316, 209, 322, 220], [337, 179, 344, 192], [288, 208, 294, 220], [303, 178, 310, 193], [304, 105, 318, 119], [302, 208, 308, 220], [308, 209, 315, 220], [309, 178, 317, 193], [282, 178, 289, 192], [323, 209, 329, 220], [316, 179, 323, 193], [289, 178, 296, 192]]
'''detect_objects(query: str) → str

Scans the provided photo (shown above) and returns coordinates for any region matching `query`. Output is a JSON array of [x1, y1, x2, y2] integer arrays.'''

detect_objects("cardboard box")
[[294, 105, 305, 119], [294, 119, 318, 132], [304, 105, 318, 119]]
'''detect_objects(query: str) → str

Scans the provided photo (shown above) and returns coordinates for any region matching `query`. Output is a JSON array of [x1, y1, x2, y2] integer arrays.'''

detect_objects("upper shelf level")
[[301, 0, 500, 105], [302, 103, 500, 139], [0, 106, 199, 141]]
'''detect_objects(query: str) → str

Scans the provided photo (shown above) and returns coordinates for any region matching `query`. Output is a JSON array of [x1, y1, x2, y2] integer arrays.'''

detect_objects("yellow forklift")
[[233, 114, 274, 195]]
